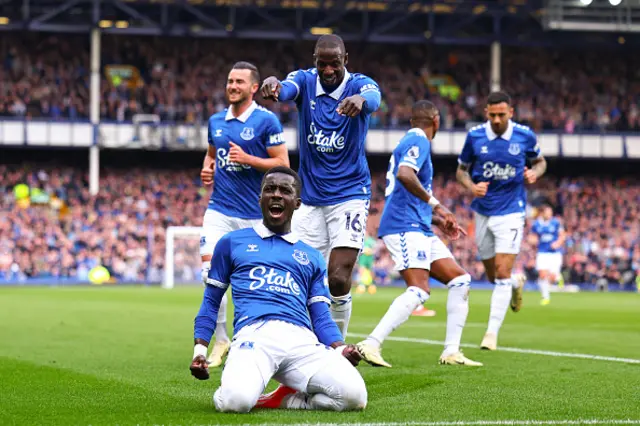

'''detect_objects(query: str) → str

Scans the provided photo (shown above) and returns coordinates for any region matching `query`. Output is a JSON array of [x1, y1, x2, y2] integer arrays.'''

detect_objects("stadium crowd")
[[1, 163, 638, 290], [2, 33, 640, 132]]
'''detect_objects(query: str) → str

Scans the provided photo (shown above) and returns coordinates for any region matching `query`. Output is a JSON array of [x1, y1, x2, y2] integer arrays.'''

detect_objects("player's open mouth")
[[269, 204, 285, 218]]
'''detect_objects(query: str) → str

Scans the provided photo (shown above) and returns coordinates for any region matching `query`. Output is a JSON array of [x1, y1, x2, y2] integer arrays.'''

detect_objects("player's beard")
[[227, 90, 249, 107]]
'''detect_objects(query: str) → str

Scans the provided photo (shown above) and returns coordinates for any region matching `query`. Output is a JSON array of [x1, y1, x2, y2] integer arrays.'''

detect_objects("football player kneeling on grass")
[[190, 166, 367, 413]]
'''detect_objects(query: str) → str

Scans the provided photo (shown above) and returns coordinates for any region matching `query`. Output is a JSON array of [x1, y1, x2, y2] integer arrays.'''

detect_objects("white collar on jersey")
[[253, 222, 299, 244], [225, 101, 257, 123], [485, 119, 514, 141], [315, 69, 351, 100], [408, 128, 427, 139]]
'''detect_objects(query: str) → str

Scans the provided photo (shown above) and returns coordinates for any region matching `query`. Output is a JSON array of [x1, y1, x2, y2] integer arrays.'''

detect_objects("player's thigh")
[[214, 340, 275, 412], [272, 325, 331, 392], [305, 350, 368, 411], [382, 232, 433, 272], [383, 232, 433, 291], [489, 212, 525, 256], [474, 212, 495, 260], [428, 237, 467, 284], [292, 203, 330, 258], [277, 336, 367, 410], [324, 199, 370, 254], [200, 209, 235, 258], [490, 212, 525, 277], [537, 252, 562, 279]]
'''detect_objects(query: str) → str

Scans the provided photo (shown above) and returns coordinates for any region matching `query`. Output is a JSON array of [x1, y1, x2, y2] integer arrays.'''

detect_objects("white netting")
[[163, 226, 202, 288]]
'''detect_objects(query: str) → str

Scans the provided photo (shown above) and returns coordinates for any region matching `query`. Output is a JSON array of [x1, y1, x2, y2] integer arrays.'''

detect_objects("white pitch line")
[[247, 420, 640, 426], [348, 333, 640, 364]]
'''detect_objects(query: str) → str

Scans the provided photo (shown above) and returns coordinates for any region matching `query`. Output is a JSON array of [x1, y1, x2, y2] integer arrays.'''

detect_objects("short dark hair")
[[314, 34, 346, 55], [231, 61, 260, 84], [412, 100, 439, 120], [262, 166, 302, 197], [487, 91, 511, 106]]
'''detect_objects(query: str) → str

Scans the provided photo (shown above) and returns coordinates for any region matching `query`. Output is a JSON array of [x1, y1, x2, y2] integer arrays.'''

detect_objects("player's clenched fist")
[[336, 95, 365, 118], [335, 344, 364, 366], [260, 76, 282, 101], [201, 165, 214, 186], [524, 167, 537, 184], [472, 181, 489, 198], [190, 355, 210, 380], [228, 142, 249, 165]]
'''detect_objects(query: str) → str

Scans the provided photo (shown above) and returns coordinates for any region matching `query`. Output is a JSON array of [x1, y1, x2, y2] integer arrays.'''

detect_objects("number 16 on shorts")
[[327, 199, 369, 251]]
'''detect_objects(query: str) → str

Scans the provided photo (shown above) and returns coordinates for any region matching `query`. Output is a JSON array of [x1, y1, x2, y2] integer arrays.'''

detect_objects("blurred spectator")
[[1, 163, 638, 289], [2, 33, 640, 131]]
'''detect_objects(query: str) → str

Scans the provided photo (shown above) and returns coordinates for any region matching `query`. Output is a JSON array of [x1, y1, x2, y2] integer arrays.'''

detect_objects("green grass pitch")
[[1, 286, 639, 425]]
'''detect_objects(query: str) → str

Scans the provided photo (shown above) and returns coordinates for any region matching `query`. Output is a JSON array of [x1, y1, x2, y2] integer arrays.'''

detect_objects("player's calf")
[[328, 247, 360, 337]]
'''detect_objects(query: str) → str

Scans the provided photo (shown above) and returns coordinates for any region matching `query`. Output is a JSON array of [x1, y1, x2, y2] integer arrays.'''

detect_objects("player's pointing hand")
[[434, 204, 458, 235], [260, 76, 282, 101], [337, 95, 365, 118], [229, 142, 249, 165]]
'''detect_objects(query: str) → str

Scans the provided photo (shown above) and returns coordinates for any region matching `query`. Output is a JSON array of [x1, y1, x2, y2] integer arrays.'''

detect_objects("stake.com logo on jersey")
[[248, 266, 301, 295], [307, 122, 345, 153]]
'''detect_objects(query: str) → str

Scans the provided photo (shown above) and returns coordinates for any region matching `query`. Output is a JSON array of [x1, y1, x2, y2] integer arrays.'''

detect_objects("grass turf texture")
[[1, 286, 639, 425]]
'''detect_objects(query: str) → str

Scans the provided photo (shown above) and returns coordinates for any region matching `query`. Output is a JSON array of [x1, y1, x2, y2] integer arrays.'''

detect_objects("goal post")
[[163, 226, 202, 289]]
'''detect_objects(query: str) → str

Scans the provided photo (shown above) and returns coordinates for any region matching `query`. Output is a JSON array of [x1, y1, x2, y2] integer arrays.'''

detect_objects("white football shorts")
[[224, 320, 356, 392], [382, 232, 453, 271], [536, 252, 563, 276], [200, 209, 260, 257], [474, 212, 525, 260], [292, 199, 370, 261]]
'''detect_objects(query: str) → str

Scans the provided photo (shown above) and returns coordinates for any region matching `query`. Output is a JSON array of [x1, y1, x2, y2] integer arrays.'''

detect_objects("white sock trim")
[[407, 286, 430, 303], [330, 293, 352, 311], [447, 274, 471, 287], [495, 277, 513, 286]]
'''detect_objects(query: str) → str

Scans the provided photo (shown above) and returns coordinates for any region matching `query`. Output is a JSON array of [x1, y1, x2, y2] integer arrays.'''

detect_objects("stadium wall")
[[1, 120, 639, 159]]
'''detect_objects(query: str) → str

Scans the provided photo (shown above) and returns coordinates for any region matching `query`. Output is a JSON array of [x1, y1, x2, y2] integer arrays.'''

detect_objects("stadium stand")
[[2, 33, 640, 131], [2, 158, 638, 290]]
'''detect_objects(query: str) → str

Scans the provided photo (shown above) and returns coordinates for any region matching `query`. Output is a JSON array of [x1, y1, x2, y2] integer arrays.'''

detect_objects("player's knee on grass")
[[338, 375, 368, 411], [308, 355, 367, 411], [214, 385, 260, 413]]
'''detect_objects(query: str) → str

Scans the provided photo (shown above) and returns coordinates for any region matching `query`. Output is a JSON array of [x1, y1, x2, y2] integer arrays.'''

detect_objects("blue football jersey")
[[378, 128, 435, 238], [458, 120, 541, 216], [532, 217, 563, 253], [206, 223, 330, 334], [207, 102, 285, 219], [281, 68, 381, 206]]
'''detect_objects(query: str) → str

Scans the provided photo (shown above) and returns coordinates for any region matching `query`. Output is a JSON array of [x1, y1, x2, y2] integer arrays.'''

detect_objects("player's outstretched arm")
[[261, 74, 300, 102], [191, 284, 226, 380], [337, 85, 381, 117], [191, 235, 232, 380], [397, 165, 459, 231]]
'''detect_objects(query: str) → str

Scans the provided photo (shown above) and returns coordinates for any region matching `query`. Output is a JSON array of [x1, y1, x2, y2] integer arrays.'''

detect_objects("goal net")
[[163, 226, 203, 289]]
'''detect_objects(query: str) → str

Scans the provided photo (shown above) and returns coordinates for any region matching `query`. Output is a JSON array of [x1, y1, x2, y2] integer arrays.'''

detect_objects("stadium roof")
[[0, 0, 638, 46]]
